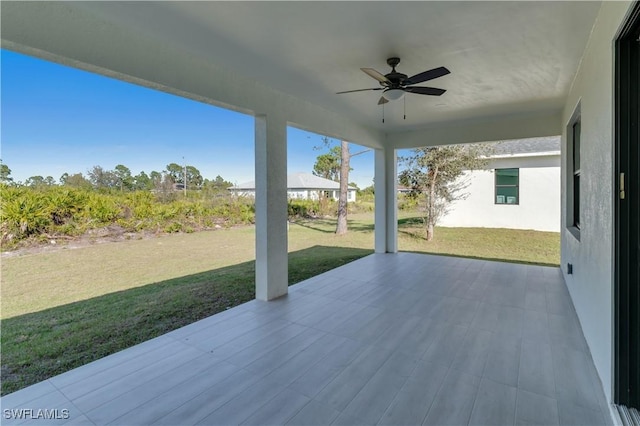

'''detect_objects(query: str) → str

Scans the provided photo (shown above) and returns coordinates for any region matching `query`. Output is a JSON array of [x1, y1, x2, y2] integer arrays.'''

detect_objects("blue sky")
[[1, 49, 375, 188]]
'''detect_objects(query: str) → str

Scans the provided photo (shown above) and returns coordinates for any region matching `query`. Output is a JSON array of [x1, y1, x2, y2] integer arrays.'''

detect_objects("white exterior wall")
[[560, 1, 635, 406], [439, 155, 561, 232], [287, 189, 356, 202], [230, 190, 256, 198], [287, 190, 307, 199], [231, 189, 356, 201]]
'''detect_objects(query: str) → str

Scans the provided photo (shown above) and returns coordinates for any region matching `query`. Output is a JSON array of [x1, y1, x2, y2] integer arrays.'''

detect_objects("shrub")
[[288, 199, 318, 218], [287, 198, 340, 218], [349, 201, 374, 214], [124, 191, 155, 219], [398, 193, 421, 211], [84, 193, 121, 223], [0, 186, 257, 247], [47, 188, 89, 225], [164, 222, 183, 233], [1, 187, 51, 238]]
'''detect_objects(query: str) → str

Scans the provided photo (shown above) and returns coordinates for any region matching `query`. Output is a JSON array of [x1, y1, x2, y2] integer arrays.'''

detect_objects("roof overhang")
[[1, 1, 602, 149]]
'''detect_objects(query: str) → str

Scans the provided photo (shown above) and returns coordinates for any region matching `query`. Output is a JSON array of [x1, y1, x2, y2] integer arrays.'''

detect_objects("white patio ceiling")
[[1, 1, 601, 148]]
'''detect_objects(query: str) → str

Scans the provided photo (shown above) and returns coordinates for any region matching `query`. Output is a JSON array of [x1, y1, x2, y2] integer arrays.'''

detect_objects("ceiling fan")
[[337, 57, 450, 105]]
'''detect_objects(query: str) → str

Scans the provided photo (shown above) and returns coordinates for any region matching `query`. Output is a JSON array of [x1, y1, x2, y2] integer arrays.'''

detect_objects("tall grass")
[[0, 185, 256, 248]]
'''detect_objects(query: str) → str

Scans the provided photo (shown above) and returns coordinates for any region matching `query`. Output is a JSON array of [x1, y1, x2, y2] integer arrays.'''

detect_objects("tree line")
[[0, 161, 233, 193]]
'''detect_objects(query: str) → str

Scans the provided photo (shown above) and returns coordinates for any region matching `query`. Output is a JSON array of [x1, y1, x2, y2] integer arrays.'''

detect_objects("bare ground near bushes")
[[1, 224, 227, 259]]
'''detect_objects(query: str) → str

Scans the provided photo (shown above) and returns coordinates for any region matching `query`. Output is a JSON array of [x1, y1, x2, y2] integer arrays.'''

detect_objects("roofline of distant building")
[[486, 150, 561, 160]]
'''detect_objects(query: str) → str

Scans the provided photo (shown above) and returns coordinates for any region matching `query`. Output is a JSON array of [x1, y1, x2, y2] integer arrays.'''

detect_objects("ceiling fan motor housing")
[[384, 57, 408, 87], [384, 73, 408, 87]]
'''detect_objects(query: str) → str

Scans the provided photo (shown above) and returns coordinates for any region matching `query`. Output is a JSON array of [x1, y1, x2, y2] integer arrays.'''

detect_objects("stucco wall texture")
[[439, 155, 561, 232]]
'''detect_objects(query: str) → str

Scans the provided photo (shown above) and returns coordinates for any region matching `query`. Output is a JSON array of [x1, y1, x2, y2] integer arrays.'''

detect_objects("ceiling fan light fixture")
[[383, 88, 405, 101], [382, 89, 405, 101]]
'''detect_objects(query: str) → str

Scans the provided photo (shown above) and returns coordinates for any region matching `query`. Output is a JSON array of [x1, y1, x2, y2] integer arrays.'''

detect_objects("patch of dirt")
[[0, 224, 246, 259], [1, 223, 232, 259], [1, 226, 160, 258]]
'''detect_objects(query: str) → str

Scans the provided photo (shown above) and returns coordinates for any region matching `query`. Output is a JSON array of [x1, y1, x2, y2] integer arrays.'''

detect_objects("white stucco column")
[[255, 114, 288, 301], [374, 147, 398, 253], [374, 148, 386, 253]]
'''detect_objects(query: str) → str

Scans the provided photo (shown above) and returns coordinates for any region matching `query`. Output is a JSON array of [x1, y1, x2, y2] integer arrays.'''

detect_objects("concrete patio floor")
[[1, 253, 612, 425]]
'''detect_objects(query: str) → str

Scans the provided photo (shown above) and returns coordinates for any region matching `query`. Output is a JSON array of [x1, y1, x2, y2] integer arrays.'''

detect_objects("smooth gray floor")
[[1, 253, 612, 425]]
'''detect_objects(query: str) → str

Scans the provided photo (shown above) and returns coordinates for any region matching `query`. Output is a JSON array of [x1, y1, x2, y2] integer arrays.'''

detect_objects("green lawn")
[[0, 213, 559, 395]]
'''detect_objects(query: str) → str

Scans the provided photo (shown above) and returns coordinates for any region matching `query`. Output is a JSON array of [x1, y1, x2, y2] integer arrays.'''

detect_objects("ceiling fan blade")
[[404, 66, 450, 85], [361, 68, 390, 84], [404, 86, 446, 96], [378, 96, 389, 105], [336, 87, 384, 94]]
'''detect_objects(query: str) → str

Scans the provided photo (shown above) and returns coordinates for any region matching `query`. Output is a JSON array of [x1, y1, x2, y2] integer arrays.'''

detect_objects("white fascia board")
[[488, 151, 561, 159]]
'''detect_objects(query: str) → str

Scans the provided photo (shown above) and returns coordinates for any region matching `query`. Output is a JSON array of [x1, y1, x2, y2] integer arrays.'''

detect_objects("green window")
[[495, 168, 519, 204]]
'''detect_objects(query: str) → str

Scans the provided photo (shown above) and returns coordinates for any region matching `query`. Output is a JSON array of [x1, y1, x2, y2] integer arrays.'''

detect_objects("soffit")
[[74, 1, 601, 134]]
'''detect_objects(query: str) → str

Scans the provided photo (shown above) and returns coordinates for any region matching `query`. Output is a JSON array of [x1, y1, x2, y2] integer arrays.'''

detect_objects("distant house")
[[397, 185, 413, 194], [230, 172, 356, 202], [437, 137, 561, 232]]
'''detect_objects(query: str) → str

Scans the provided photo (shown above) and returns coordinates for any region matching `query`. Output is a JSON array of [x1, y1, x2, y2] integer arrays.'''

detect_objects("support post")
[[374, 147, 398, 253], [255, 114, 288, 300]]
